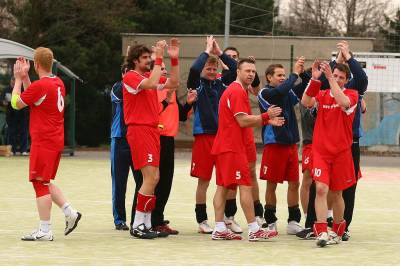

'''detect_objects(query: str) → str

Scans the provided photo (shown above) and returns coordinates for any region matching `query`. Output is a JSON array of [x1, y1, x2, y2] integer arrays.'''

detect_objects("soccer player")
[[257, 57, 306, 235], [11, 49, 81, 241], [187, 36, 239, 234], [110, 65, 144, 231], [296, 41, 368, 240], [123, 39, 180, 239], [220, 46, 265, 226], [211, 58, 284, 241], [301, 60, 358, 247]]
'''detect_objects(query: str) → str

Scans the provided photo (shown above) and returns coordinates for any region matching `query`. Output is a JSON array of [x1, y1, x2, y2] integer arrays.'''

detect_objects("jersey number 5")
[[57, 87, 64, 112]]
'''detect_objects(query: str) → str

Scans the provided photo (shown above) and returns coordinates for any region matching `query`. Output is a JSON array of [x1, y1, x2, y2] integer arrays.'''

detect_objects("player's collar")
[[233, 81, 246, 90]]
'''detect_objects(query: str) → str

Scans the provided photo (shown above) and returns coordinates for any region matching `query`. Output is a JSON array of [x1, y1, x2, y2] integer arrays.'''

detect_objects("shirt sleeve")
[[123, 71, 146, 95], [20, 80, 46, 106], [343, 90, 359, 115], [229, 89, 250, 116]]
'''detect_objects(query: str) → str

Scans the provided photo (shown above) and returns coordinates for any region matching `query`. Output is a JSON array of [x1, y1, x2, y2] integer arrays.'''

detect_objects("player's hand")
[[311, 59, 322, 80], [267, 105, 282, 118], [269, 116, 285, 127], [154, 40, 167, 59], [19, 57, 30, 77], [294, 56, 305, 75], [336, 50, 345, 64], [167, 38, 180, 59], [211, 38, 222, 56], [337, 41, 351, 61], [186, 89, 197, 104], [205, 35, 214, 54], [320, 61, 333, 79], [13, 59, 24, 80]]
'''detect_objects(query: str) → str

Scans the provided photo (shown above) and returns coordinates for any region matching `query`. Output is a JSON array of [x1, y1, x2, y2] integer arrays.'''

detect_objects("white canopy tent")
[[0, 38, 80, 155]]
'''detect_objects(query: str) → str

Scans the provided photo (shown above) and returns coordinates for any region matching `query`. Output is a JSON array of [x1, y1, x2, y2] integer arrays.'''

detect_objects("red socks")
[[313, 222, 327, 236], [332, 220, 346, 237], [136, 192, 156, 212]]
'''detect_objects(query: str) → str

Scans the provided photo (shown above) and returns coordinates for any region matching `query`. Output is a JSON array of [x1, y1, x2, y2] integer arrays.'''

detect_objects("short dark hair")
[[125, 44, 151, 70], [265, 64, 284, 83], [223, 46, 240, 57], [333, 63, 351, 79], [237, 58, 255, 69]]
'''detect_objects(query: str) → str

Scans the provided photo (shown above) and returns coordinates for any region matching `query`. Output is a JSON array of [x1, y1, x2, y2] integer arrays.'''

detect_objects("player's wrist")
[[170, 57, 179, 66], [154, 58, 163, 66], [261, 112, 270, 126]]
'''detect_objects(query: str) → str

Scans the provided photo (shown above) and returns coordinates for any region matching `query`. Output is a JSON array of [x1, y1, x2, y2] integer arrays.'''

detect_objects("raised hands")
[[311, 59, 322, 80], [186, 89, 198, 104], [320, 61, 333, 79], [294, 56, 305, 75], [211, 38, 222, 56], [205, 35, 214, 54], [154, 40, 167, 59], [267, 105, 282, 118], [205, 35, 222, 56], [13, 57, 29, 80], [337, 41, 351, 61], [167, 38, 180, 59]]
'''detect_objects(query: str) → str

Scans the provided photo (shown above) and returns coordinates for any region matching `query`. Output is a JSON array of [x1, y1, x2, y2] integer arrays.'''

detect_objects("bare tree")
[[280, 0, 388, 37]]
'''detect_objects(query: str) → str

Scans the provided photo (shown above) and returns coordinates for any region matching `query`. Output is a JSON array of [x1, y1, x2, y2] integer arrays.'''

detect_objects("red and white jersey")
[[211, 81, 251, 155], [20, 76, 65, 151], [123, 70, 167, 127], [312, 84, 358, 156]]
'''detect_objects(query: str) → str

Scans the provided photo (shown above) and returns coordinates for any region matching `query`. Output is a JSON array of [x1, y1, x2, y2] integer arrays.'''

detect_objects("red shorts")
[[215, 152, 251, 189], [301, 144, 313, 173], [260, 143, 299, 183], [127, 125, 160, 170], [190, 134, 216, 180], [312, 148, 356, 191], [29, 145, 61, 182]]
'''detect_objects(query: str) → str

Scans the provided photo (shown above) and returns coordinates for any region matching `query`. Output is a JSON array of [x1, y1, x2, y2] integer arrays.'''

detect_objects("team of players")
[[12, 37, 365, 247]]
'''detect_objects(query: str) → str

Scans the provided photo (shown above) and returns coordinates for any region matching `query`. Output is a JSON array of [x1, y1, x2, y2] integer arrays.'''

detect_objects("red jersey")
[[211, 81, 251, 155], [123, 70, 167, 127], [312, 80, 358, 155], [20, 76, 65, 151]]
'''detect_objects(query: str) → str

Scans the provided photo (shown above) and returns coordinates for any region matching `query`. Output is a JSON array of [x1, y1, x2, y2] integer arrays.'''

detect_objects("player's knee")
[[315, 182, 328, 197], [198, 178, 210, 190], [32, 180, 50, 198]]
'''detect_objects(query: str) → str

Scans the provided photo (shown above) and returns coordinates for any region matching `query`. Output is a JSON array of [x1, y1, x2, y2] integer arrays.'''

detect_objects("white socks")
[[248, 221, 260, 233], [39, 220, 51, 233], [61, 203, 74, 217], [132, 211, 146, 228], [215, 222, 227, 232], [144, 212, 152, 229]]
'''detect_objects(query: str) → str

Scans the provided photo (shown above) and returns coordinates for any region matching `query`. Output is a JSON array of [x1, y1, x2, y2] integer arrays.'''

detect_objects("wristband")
[[11, 93, 20, 110], [170, 58, 178, 66], [154, 58, 162, 66], [305, 79, 321, 97], [261, 112, 270, 126]]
